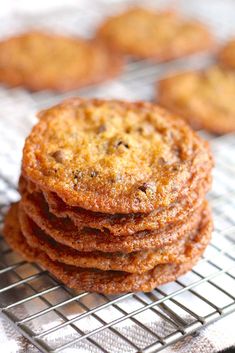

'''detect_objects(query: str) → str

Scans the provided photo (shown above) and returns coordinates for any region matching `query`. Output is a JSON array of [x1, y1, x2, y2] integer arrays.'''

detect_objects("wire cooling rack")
[[0, 1, 235, 352]]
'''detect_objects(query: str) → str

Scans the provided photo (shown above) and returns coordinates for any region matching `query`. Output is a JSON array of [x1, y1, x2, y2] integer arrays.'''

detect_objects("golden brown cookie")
[[158, 66, 235, 134], [22, 98, 212, 213], [19, 171, 212, 236], [3, 203, 212, 294], [0, 31, 122, 91], [20, 190, 205, 253], [218, 39, 235, 70], [96, 8, 214, 61], [19, 202, 207, 274]]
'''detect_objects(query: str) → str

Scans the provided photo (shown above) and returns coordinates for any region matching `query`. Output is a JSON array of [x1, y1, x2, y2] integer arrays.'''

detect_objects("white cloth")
[[0, 312, 235, 352]]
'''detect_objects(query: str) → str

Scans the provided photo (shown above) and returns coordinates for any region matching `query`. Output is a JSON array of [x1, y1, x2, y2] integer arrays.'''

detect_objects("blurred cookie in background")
[[96, 7, 214, 61], [218, 38, 235, 70], [158, 66, 235, 134], [0, 31, 123, 91]]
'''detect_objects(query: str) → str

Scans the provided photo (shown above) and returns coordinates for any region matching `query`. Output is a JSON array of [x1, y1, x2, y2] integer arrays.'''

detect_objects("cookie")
[[0, 31, 122, 91], [96, 8, 214, 61], [19, 203, 206, 274], [218, 39, 235, 70], [20, 190, 205, 253], [158, 66, 235, 134], [3, 203, 212, 294], [20, 171, 212, 236], [22, 98, 212, 213]]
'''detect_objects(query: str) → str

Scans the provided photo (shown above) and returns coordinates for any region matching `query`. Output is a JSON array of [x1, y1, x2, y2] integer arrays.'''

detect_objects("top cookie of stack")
[[4, 98, 213, 294], [22, 98, 212, 214]]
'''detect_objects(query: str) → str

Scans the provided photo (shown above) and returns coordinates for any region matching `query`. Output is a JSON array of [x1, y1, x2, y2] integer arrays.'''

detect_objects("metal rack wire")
[[0, 1, 235, 352]]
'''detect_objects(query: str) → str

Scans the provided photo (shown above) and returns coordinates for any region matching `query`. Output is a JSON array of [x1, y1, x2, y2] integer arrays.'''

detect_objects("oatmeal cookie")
[[19, 172, 212, 236], [22, 98, 212, 213], [20, 190, 205, 253], [158, 66, 235, 134], [218, 39, 235, 70], [0, 31, 122, 91], [19, 203, 205, 274], [96, 8, 214, 61], [3, 203, 212, 294]]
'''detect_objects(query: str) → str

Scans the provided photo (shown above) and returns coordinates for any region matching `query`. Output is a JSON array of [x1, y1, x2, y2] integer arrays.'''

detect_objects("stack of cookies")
[[4, 98, 213, 294]]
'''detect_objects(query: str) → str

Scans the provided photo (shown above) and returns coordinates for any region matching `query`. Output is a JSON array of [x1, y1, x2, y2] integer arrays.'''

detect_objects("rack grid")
[[0, 1, 235, 352]]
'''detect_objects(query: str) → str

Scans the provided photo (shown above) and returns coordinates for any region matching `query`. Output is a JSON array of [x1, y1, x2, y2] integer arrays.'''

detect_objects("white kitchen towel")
[[0, 312, 235, 352]]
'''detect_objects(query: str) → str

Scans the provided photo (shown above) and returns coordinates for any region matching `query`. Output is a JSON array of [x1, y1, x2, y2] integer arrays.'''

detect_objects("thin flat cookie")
[[158, 66, 235, 134], [20, 190, 206, 253], [3, 203, 212, 294], [218, 39, 235, 70], [22, 98, 212, 213], [0, 31, 122, 91], [19, 203, 210, 273], [19, 167, 212, 236], [96, 8, 214, 61]]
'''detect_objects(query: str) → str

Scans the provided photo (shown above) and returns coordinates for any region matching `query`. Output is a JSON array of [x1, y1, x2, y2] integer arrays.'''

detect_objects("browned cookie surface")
[[19, 170, 211, 236], [22, 98, 212, 213], [158, 67, 235, 134], [20, 190, 206, 253], [97, 8, 214, 60], [19, 201, 210, 273], [3, 203, 212, 294], [218, 39, 235, 70], [0, 32, 122, 91], [20, 144, 212, 234]]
